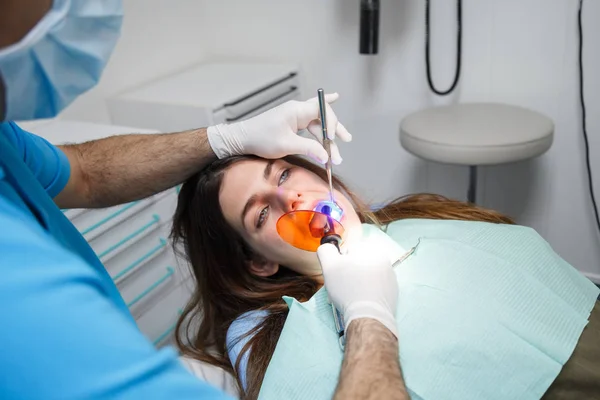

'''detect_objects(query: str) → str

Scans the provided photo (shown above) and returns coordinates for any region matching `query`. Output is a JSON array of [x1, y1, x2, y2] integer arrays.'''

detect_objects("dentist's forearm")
[[55, 128, 216, 209], [334, 319, 409, 400]]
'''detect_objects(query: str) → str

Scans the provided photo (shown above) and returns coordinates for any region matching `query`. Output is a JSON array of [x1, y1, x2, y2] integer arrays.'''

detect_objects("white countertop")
[[112, 62, 299, 111]]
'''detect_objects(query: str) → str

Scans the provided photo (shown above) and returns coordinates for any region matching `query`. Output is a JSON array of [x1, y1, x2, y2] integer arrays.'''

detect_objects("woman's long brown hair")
[[171, 155, 514, 399]]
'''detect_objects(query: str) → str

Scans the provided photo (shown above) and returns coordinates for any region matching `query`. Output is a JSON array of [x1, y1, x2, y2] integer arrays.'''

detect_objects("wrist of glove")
[[206, 94, 352, 163], [317, 241, 400, 339], [206, 123, 246, 159], [343, 302, 399, 338]]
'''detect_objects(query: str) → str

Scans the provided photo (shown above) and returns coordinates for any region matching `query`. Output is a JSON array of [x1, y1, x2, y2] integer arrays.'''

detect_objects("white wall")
[[60, 0, 209, 123], [61, 0, 600, 278]]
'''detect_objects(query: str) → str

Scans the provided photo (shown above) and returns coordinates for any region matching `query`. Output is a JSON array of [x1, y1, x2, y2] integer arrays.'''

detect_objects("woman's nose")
[[275, 188, 302, 212]]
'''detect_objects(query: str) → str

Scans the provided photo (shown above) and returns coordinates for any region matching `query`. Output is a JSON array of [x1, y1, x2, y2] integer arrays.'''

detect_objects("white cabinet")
[[107, 62, 302, 132], [20, 119, 190, 349]]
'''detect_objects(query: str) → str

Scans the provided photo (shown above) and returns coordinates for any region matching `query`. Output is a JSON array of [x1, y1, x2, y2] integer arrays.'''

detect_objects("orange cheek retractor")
[[276, 201, 345, 252]]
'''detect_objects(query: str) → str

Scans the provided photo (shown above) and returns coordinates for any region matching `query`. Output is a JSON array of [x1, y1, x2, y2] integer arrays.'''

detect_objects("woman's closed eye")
[[256, 168, 292, 229]]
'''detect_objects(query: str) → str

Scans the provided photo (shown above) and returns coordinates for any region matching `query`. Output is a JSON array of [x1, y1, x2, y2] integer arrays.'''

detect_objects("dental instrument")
[[275, 204, 344, 252], [314, 92, 346, 346], [275, 202, 346, 349], [280, 88, 349, 347], [275, 88, 347, 348], [316, 89, 344, 252], [275, 88, 345, 252], [317, 88, 336, 204]]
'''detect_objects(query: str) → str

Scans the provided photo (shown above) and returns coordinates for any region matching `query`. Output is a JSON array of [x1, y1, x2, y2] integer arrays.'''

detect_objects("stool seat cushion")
[[400, 103, 554, 165]]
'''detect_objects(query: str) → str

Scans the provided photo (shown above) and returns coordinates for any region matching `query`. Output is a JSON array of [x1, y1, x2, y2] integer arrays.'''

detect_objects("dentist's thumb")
[[317, 242, 341, 272], [317, 241, 399, 337], [290, 136, 330, 165]]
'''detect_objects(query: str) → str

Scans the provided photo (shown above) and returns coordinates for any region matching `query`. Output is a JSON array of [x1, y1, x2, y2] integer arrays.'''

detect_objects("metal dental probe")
[[317, 88, 335, 204], [316, 90, 342, 255]]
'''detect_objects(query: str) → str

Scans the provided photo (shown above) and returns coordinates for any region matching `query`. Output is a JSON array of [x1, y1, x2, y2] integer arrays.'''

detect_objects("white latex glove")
[[206, 93, 352, 164], [317, 242, 399, 338]]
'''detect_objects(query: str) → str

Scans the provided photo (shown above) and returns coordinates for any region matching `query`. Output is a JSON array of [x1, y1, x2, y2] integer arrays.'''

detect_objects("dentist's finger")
[[289, 135, 329, 164], [296, 93, 339, 130], [307, 92, 340, 105], [324, 102, 339, 140], [306, 122, 343, 165], [306, 120, 325, 143], [306, 120, 352, 144], [317, 242, 343, 271], [335, 122, 352, 143], [328, 140, 343, 165]]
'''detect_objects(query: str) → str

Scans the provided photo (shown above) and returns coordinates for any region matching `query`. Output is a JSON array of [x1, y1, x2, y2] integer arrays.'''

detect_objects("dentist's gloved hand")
[[317, 241, 399, 338], [207, 93, 352, 165]]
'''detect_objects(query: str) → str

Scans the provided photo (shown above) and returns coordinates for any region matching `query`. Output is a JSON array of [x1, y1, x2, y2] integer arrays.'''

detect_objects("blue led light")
[[313, 200, 344, 222]]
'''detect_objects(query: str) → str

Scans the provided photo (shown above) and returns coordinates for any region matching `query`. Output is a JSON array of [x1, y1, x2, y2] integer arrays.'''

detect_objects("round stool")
[[400, 103, 554, 203]]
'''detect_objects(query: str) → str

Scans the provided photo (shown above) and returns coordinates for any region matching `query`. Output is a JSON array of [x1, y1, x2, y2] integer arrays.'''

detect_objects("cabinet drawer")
[[104, 222, 172, 285], [89, 191, 178, 264], [68, 198, 155, 241], [223, 73, 299, 121], [225, 87, 300, 123], [136, 282, 194, 348], [117, 251, 180, 318]]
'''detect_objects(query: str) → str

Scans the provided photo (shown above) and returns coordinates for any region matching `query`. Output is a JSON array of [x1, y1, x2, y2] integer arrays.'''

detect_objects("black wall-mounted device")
[[359, 0, 380, 55]]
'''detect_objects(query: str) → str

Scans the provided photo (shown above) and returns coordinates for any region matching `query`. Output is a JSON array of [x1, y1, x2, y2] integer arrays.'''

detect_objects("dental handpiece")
[[317, 89, 335, 203], [317, 204, 345, 350], [320, 232, 346, 350]]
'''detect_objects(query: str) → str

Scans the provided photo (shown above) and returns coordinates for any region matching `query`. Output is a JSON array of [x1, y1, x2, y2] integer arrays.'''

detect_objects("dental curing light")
[[276, 200, 344, 252]]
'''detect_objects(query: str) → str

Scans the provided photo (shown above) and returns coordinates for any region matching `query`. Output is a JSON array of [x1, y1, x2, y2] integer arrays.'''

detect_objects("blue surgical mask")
[[0, 0, 123, 121]]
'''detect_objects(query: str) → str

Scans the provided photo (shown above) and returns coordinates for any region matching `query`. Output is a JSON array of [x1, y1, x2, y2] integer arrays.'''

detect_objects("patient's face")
[[219, 159, 361, 277]]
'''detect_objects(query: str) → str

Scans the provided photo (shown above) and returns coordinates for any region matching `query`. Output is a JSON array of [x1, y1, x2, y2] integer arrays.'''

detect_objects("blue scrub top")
[[0, 122, 231, 399]]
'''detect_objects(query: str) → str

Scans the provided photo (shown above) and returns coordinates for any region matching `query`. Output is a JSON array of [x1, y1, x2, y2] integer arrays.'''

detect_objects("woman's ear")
[[247, 259, 280, 277]]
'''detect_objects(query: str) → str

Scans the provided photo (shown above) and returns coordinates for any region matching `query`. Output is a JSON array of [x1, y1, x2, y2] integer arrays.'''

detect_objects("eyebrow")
[[240, 160, 276, 229]]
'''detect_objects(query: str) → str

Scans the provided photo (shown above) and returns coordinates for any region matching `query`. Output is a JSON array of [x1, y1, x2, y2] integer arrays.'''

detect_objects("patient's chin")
[[283, 251, 322, 277]]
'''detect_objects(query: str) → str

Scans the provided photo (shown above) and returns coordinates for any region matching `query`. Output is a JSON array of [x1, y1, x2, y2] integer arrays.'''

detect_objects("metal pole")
[[467, 165, 477, 204]]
